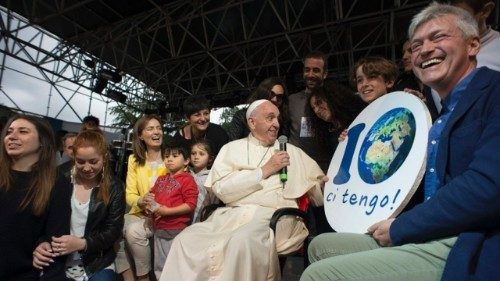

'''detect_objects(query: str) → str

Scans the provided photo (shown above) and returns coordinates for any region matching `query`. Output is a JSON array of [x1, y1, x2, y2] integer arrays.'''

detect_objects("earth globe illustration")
[[358, 107, 416, 184]]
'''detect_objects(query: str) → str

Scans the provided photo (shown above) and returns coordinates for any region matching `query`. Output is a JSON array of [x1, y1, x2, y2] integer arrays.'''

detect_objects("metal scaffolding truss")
[[0, 7, 162, 123], [0, 0, 435, 117]]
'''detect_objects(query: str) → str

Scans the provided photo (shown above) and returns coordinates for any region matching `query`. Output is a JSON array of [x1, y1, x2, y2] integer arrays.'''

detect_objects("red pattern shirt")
[[150, 172, 198, 230]]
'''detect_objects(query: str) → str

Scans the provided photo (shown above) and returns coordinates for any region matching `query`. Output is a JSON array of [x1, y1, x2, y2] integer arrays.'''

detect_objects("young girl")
[[189, 140, 216, 222], [147, 142, 198, 280]]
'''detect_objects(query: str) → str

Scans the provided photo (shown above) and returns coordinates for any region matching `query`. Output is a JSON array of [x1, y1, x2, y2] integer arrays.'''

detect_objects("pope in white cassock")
[[159, 99, 327, 281]]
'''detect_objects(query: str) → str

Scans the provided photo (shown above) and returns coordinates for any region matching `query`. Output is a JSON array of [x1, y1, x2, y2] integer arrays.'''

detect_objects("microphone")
[[278, 135, 288, 182]]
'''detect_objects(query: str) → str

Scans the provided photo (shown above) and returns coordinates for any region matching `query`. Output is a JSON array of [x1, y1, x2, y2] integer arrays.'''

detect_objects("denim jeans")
[[89, 269, 115, 281]]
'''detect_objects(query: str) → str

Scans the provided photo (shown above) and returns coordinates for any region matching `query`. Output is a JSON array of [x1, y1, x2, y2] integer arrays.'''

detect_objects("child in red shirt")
[[147, 142, 198, 280]]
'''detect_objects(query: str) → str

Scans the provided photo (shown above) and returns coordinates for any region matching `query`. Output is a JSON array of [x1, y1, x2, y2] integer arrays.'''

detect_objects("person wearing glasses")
[[226, 77, 290, 140]]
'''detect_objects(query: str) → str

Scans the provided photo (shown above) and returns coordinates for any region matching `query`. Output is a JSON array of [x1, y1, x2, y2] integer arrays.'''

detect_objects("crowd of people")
[[1, 1, 499, 281]]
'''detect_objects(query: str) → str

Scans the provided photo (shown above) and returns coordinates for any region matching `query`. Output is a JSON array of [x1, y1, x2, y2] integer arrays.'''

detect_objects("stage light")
[[84, 59, 96, 68], [99, 69, 122, 83], [93, 78, 108, 94], [91, 68, 122, 94], [106, 89, 127, 104]]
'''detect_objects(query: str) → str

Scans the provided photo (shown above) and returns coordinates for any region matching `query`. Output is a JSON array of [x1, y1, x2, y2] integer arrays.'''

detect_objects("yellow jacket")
[[126, 154, 167, 215]]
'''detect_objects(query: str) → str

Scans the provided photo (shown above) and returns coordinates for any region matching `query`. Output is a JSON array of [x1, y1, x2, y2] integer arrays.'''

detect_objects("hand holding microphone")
[[278, 135, 288, 182], [261, 135, 290, 180]]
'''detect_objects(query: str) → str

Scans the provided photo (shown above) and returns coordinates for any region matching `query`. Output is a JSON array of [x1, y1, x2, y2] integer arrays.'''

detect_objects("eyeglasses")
[[269, 91, 284, 101]]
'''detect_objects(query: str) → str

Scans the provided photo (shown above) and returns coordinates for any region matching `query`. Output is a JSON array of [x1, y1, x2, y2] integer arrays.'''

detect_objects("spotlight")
[[99, 69, 122, 83], [106, 89, 127, 104], [93, 78, 108, 94], [84, 59, 96, 68]]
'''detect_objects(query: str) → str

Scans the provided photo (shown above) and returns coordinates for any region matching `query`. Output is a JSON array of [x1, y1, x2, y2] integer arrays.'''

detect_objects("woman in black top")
[[307, 81, 366, 234], [174, 96, 229, 157], [33, 128, 125, 280], [0, 115, 71, 281]]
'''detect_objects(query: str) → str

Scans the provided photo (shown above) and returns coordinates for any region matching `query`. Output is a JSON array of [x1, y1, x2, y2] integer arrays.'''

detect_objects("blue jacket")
[[390, 67, 500, 281]]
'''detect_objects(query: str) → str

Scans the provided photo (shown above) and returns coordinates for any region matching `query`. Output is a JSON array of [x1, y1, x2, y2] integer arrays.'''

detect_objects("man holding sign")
[[301, 3, 500, 281]]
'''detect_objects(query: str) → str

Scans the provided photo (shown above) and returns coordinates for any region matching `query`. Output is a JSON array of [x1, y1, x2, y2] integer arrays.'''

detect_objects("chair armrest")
[[199, 203, 225, 222], [269, 207, 308, 232]]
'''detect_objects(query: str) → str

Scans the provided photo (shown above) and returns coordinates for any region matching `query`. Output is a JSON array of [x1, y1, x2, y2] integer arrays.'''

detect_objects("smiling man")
[[289, 51, 339, 235], [289, 51, 332, 171], [301, 3, 500, 281], [159, 99, 327, 281]]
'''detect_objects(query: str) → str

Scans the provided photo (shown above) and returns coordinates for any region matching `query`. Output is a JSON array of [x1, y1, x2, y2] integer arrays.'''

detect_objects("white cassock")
[[159, 134, 324, 281]]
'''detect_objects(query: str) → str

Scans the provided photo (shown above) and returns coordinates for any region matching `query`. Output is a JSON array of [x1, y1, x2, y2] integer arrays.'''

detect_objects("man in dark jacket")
[[301, 3, 500, 281]]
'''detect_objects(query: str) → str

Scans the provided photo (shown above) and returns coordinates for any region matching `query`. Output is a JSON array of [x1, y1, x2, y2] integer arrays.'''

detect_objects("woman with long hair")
[[116, 114, 167, 281], [33, 127, 125, 280], [306, 82, 366, 234], [226, 76, 290, 140], [0, 115, 71, 280], [307, 81, 366, 145]]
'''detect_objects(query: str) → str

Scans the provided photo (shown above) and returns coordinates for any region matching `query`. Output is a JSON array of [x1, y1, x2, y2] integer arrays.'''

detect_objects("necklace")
[[247, 137, 271, 166], [73, 183, 94, 205]]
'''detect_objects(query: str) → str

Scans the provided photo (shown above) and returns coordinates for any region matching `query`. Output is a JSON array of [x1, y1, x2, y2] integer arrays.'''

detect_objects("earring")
[[101, 165, 105, 180], [70, 165, 76, 183]]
